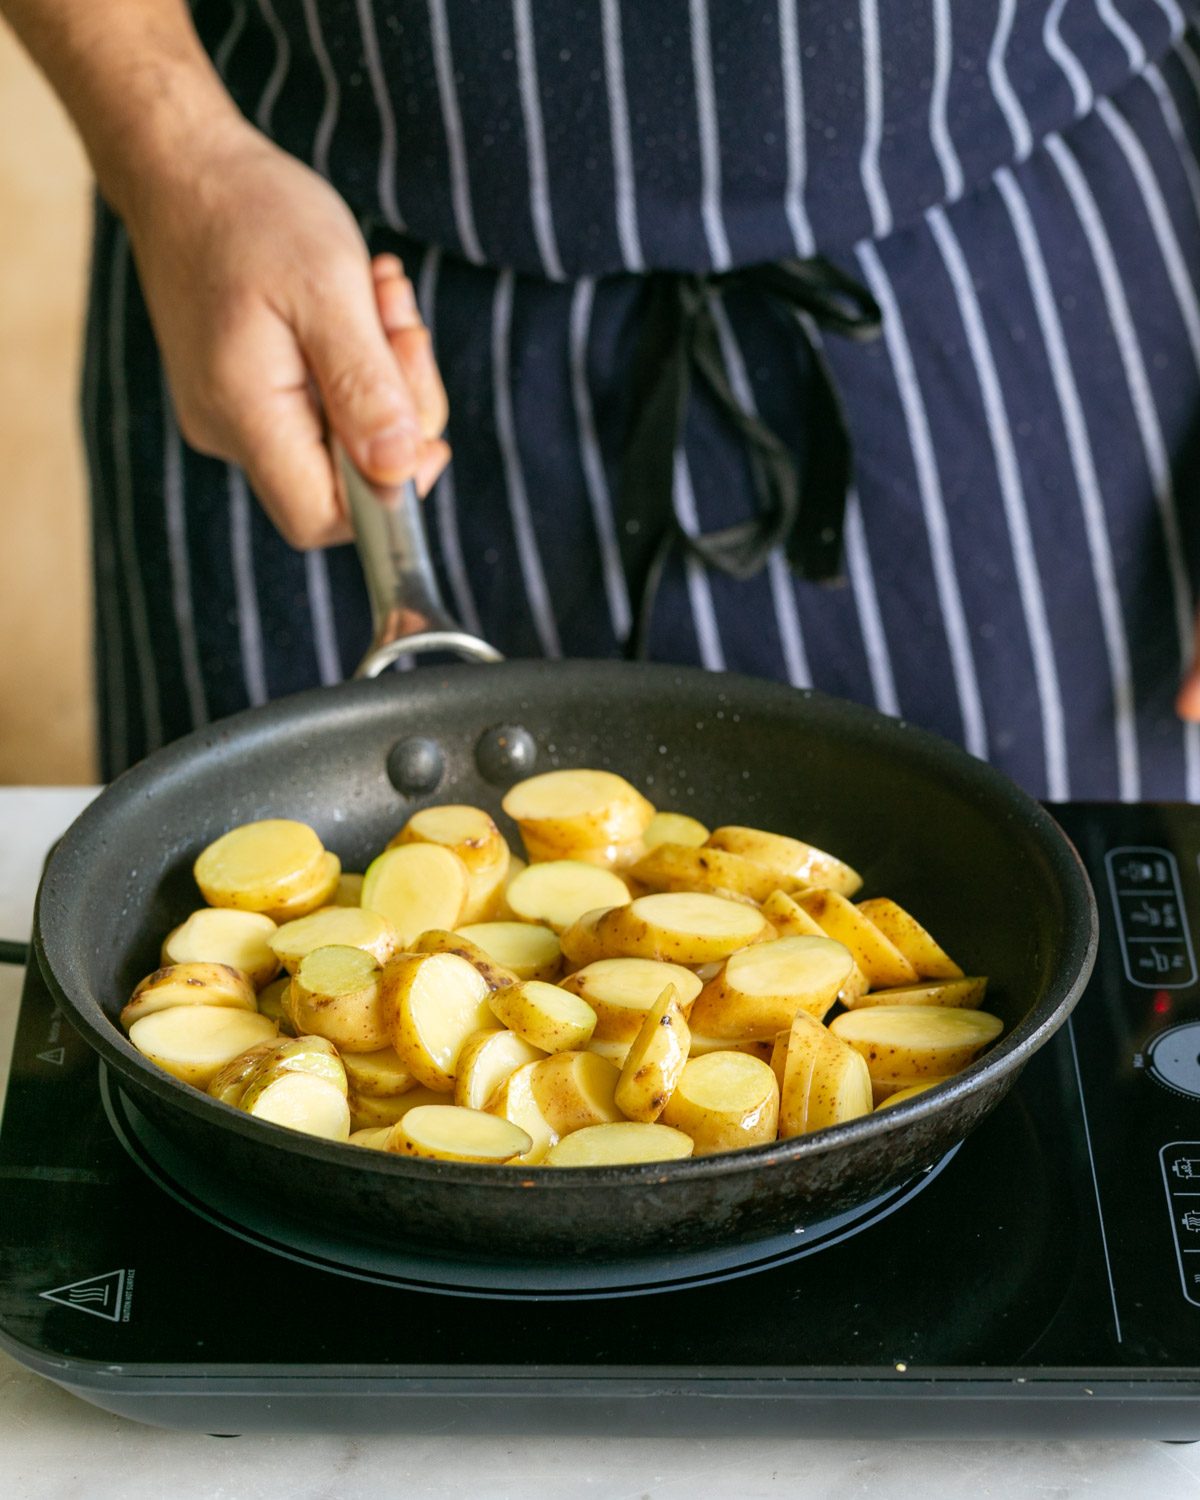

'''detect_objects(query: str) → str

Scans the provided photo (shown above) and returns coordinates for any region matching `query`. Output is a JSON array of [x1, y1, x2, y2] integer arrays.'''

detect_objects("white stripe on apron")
[[689, 0, 733, 271], [673, 449, 727, 671], [354, 0, 404, 230], [1044, 0, 1094, 118], [989, 0, 1034, 160], [428, 0, 485, 264], [513, 0, 566, 281], [777, 0, 816, 256], [600, 0, 645, 272], [931, 0, 965, 201], [226, 470, 270, 707], [858, 0, 892, 237], [160, 378, 210, 728]]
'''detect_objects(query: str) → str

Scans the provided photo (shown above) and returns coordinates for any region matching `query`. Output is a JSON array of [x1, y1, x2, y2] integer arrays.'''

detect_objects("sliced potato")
[[286, 945, 388, 1053], [349, 1085, 447, 1131], [211, 1033, 347, 1108], [454, 1028, 546, 1110], [778, 1010, 873, 1137], [502, 769, 655, 855], [544, 1121, 694, 1166], [384, 951, 495, 1092], [161, 908, 280, 989], [842, 976, 988, 1010], [269, 905, 398, 974], [686, 1032, 774, 1062], [761, 889, 869, 1004], [660, 1050, 779, 1155], [706, 826, 862, 897], [794, 889, 918, 989], [392, 804, 510, 922], [388, 1104, 532, 1163], [332, 872, 364, 907], [615, 984, 690, 1123], [586, 1034, 635, 1068], [349, 1125, 393, 1149], [485, 1060, 558, 1164], [555, 908, 610, 967], [263, 851, 342, 922], [193, 819, 326, 914], [414, 929, 519, 990], [630, 843, 800, 904], [531, 1050, 622, 1134], [127, 1006, 278, 1089], [521, 830, 647, 871], [562, 892, 771, 967], [644, 812, 710, 850], [829, 1004, 1004, 1086], [242, 1072, 351, 1140], [121, 962, 257, 1030], [769, 1028, 789, 1093], [455, 921, 563, 982], [207, 1039, 281, 1106], [559, 957, 703, 1042], [493, 854, 528, 919], [505, 860, 632, 934], [340, 1045, 416, 1098], [687, 935, 855, 1041], [854, 897, 964, 981], [256, 976, 295, 1035], [487, 980, 597, 1054], [361, 844, 470, 946], [876, 1079, 942, 1109]]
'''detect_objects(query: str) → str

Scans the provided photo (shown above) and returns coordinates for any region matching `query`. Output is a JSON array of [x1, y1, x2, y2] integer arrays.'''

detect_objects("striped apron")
[[85, 0, 1200, 802]]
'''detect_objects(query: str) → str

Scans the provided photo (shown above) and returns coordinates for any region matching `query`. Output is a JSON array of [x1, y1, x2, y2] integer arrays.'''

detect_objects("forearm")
[[0, 0, 245, 216]]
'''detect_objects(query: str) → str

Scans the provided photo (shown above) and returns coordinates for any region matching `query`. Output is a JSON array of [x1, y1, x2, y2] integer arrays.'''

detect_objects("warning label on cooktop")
[[1105, 847, 1196, 989]]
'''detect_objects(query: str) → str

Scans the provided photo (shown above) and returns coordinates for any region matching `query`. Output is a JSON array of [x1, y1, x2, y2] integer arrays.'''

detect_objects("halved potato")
[[520, 831, 647, 871], [127, 1006, 278, 1089], [256, 976, 295, 1035], [207, 1040, 281, 1105], [761, 889, 869, 1004], [854, 898, 964, 981], [505, 860, 632, 934], [392, 804, 510, 922], [561, 892, 771, 967], [484, 1060, 558, 1164], [686, 1032, 774, 1062], [586, 1035, 635, 1068], [829, 1004, 1004, 1086], [644, 812, 710, 850], [454, 921, 563, 982], [286, 945, 388, 1053], [361, 844, 470, 946], [349, 1125, 393, 1149], [349, 1085, 447, 1131], [340, 1045, 415, 1098], [777, 1010, 872, 1137], [193, 819, 326, 914], [876, 1079, 941, 1109], [414, 929, 520, 991], [241, 1071, 351, 1140], [502, 769, 655, 856], [530, 1050, 622, 1134], [209, 1032, 346, 1107], [383, 951, 495, 1091], [630, 844, 800, 904], [559, 957, 703, 1042], [794, 889, 918, 989], [121, 962, 257, 1030], [161, 908, 280, 989], [454, 1028, 545, 1110], [615, 984, 690, 1123], [332, 873, 364, 907], [493, 854, 528, 919], [269, 905, 399, 974], [660, 1050, 779, 1155], [544, 1121, 694, 1166], [706, 826, 862, 897], [388, 1104, 532, 1163], [687, 935, 855, 1041], [264, 851, 342, 922], [769, 1028, 789, 1093], [841, 976, 988, 1010], [487, 980, 597, 1054]]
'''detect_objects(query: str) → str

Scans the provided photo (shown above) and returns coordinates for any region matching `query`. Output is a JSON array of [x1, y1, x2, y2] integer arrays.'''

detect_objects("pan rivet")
[[475, 724, 537, 785], [386, 736, 444, 797]]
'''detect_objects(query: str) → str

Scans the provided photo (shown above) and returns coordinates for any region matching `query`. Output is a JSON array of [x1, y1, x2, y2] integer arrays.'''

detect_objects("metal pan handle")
[[338, 446, 503, 677]]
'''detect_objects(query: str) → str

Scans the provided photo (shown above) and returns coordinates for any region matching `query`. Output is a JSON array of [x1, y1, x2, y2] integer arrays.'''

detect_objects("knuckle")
[[323, 360, 399, 424]]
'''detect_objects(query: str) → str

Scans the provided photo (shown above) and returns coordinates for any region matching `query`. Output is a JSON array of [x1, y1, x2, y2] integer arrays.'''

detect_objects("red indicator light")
[[1153, 991, 1172, 1016]]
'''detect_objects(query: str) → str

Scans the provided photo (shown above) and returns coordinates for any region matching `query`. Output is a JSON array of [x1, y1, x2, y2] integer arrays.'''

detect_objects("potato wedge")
[[841, 976, 988, 1010], [161, 908, 280, 989], [332, 872, 364, 907], [127, 1006, 278, 1089], [209, 1033, 346, 1107], [562, 892, 771, 967], [263, 851, 342, 922], [503, 768, 655, 856], [615, 985, 690, 1123], [340, 1046, 416, 1098], [687, 935, 855, 1041], [487, 980, 597, 1054], [778, 1011, 873, 1137], [854, 897, 964, 980], [414, 929, 520, 991], [559, 957, 703, 1042], [349, 1125, 393, 1149], [544, 1121, 694, 1165], [630, 843, 800, 904], [644, 812, 710, 850], [660, 1051, 779, 1155], [349, 1085, 447, 1131], [121, 962, 257, 1030], [876, 1079, 942, 1109], [829, 1004, 1003, 1086], [769, 1028, 789, 1093], [706, 825, 862, 897], [361, 844, 470, 946], [530, 1050, 622, 1134], [392, 804, 511, 922], [269, 905, 399, 974], [794, 889, 918, 989], [484, 1059, 558, 1164], [388, 1104, 532, 1163], [505, 860, 632, 934], [761, 890, 869, 1004], [454, 921, 562, 982], [454, 1028, 546, 1111], [286, 945, 388, 1053], [193, 819, 326, 914], [242, 1072, 351, 1141], [384, 951, 495, 1092], [256, 976, 295, 1035]]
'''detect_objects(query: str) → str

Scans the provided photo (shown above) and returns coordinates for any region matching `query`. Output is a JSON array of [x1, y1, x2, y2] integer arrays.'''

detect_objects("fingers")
[[1177, 611, 1200, 721], [372, 255, 450, 440]]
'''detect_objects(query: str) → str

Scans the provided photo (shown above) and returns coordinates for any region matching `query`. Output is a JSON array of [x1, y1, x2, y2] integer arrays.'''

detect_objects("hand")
[[120, 120, 449, 548], [1178, 613, 1200, 721]]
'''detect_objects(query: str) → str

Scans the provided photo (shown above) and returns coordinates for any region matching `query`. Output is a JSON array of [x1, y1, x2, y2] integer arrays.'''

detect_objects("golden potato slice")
[[349, 1125, 393, 1149], [630, 843, 800, 904], [687, 935, 855, 1041], [161, 908, 280, 989], [127, 1006, 278, 1089], [706, 826, 862, 897], [485, 1060, 558, 1164], [794, 889, 918, 989], [361, 844, 470, 946], [454, 921, 562, 982], [502, 769, 655, 855], [487, 980, 597, 1054], [544, 1121, 695, 1166], [769, 1029, 789, 1093], [556, 908, 610, 967], [644, 812, 710, 850], [340, 1046, 416, 1098], [207, 1040, 281, 1105], [256, 976, 295, 1035], [686, 1032, 774, 1062], [269, 905, 399, 974], [660, 1051, 779, 1155], [778, 1010, 873, 1137], [521, 831, 647, 871], [531, 1050, 622, 1134], [392, 804, 511, 922], [286, 945, 388, 1053], [615, 984, 690, 1123], [454, 1028, 546, 1110], [505, 860, 632, 934], [242, 1072, 351, 1140], [263, 851, 342, 922], [841, 975, 988, 1010], [332, 872, 364, 907], [761, 889, 869, 1004], [562, 892, 771, 967], [854, 898, 964, 981], [558, 957, 703, 1042], [193, 819, 326, 913], [493, 854, 528, 919], [829, 1004, 1004, 1087], [414, 929, 519, 991], [586, 1035, 635, 1068], [388, 1104, 532, 1163], [349, 1085, 447, 1131], [121, 962, 257, 1030], [876, 1079, 942, 1109], [209, 1033, 346, 1107], [384, 951, 495, 1092]]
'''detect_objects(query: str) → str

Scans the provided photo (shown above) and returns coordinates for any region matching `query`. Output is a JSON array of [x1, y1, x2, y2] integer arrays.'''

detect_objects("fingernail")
[[366, 422, 418, 478]]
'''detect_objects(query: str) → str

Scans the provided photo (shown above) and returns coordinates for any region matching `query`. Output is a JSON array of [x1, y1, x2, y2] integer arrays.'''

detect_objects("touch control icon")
[[1106, 847, 1197, 989]]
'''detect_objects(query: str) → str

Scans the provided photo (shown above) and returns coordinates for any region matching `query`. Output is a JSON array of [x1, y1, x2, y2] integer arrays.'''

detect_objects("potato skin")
[[660, 1052, 779, 1155], [615, 985, 690, 1123]]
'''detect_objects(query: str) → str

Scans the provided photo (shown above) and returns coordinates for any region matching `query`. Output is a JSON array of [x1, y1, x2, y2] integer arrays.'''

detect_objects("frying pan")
[[32, 460, 1097, 1269]]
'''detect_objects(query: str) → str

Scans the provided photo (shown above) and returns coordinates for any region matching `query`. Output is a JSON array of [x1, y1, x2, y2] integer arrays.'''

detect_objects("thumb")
[[1177, 608, 1200, 721]]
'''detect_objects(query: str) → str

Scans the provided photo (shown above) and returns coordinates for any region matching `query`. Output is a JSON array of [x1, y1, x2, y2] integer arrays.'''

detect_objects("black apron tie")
[[618, 256, 882, 659]]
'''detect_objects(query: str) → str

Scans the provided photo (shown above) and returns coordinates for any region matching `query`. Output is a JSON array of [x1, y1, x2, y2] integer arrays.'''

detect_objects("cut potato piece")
[[262, 851, 342, 922], [586, 1034, 635, 1068], [161, 908, 280, 989], [661, 1050, 779, 1155], [349, 1125, 393, 1149], [876, 1079, 942, 1109], [688, 935, 856, 1041], [761, 890, 868, 1005], [794, 889, 918, 990], [854, 898, 964, 981], [127, 1006, 278, 1089], [388, 1104, 532, 1163], [384, 951, 495, 1092], [269, 905, 398, 974], [615, 985, 690, 1123], [503, 769, 655, 855], [210, 1033, 346, 1108], [562, 892, 770, 967], [121, 962, 257, 1030], [340, 1046, 416, 1098], [769, 1029, 789, 1094], [332, 873, 364, 907], [454, 921, 562, 982], [531, 1050, 622, 1134], [242, 1072, 351, 1141], [256, 976, 295, 1035], [488, 980, 597, 1054], [392, 804, 510, 922], [544, 1121, 694, 1166], [559, 957, 702, 1042], [485, 1060, 558, 1164], [506, 860, 631, 934], [415, 929, 520, 991], [829, 1004, 1003, 1086], [686, 1032, 773, 1062], [361, 844, 470, 946], [706, 826, 862, 897], [520, 831, 646, 871], [454, 1028, 545, 1111], [287, 945, 388, 1053], [631, 844, 801, 904], [493, 854, 528, 920], [644, 812, 710, 850], [207, 1040, 281, 1105], [842, 976, 988, 1010], [778, 1011, 873, 1137], [349, 1085, 447, 1131], [194, 819, 326, 914]]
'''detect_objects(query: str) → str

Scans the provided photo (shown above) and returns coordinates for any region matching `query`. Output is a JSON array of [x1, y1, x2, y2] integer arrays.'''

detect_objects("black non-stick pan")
[[32, 460, 1097, 1270]]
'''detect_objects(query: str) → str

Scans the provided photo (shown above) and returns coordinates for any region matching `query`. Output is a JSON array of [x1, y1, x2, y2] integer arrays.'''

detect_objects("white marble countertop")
[[2, 786, 1200, 1499]]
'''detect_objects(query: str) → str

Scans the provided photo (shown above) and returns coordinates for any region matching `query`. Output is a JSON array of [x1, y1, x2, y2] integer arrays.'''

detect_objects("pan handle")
[[338, 446, 504, 678]]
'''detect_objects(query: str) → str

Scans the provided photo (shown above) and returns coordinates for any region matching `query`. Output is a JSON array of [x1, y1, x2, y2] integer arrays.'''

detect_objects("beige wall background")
[[0, 23, 94, 785]]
